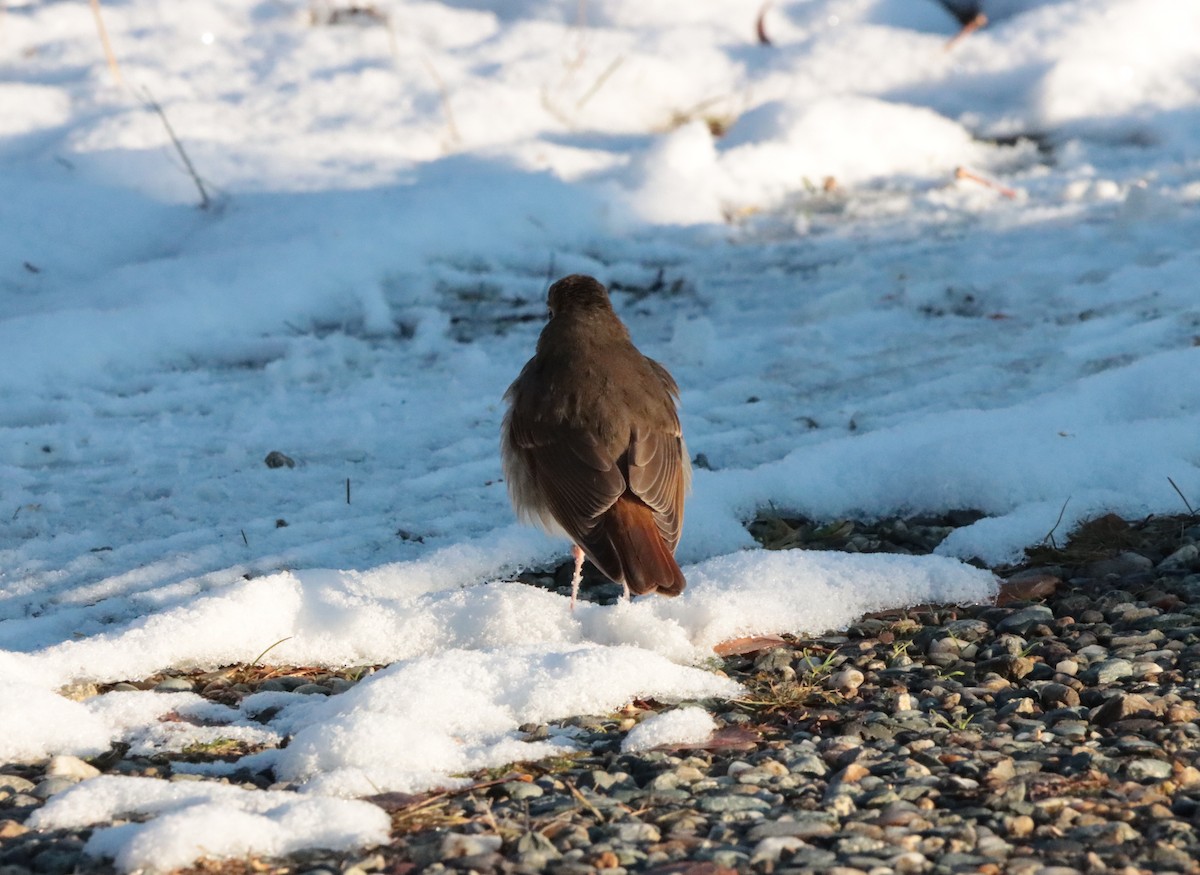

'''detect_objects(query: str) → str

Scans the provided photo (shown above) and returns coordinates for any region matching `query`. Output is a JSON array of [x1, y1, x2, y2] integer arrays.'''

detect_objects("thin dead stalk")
[[563, 779, 606, 823], [946, 12, 988, 51], [419, 52, 462, 146], [1042, 497, 1072, 549], [250, 636, 294, 668], [1168, 476, 1197, 517], [575, 56, 623, 110], [139, 87, 212, 209], [955, 166, 1017, 199], [89, 0, 124, 85]]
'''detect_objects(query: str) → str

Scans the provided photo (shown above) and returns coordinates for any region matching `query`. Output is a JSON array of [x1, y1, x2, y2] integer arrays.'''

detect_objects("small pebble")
[[1125, 758, 1173, 781], [45, 756, 100, 781], [1088, 658, 1134, 684], [31, 777, 80, 799], [292, 683, 331, 695], [440, 833, 502, 858], [153, 677, 194, 692]]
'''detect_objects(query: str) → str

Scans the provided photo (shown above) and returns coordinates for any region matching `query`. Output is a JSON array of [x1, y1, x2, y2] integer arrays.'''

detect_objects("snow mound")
[[622, 706, 718, 753]]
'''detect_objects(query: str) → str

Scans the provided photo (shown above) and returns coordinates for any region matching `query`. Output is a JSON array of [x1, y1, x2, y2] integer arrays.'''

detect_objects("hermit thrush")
[[502, 274, 690, 605]]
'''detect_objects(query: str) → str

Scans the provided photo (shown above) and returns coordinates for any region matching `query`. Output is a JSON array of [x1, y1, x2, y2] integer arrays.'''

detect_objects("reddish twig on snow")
[[955, 166, 1017, 199], [946, 11, 987, 50], [756, 2, 773, 46]]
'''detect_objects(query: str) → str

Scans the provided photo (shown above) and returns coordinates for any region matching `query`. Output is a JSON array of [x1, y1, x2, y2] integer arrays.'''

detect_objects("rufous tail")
[[603, 496, 686, 596]]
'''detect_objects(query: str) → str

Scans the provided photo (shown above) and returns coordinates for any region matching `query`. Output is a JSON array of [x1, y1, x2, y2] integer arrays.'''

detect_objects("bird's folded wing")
[[512, 425, 626, 539], [627, 428, 687, 550]]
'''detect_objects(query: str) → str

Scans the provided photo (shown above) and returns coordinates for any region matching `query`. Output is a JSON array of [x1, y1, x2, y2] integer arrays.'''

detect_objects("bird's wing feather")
[[627, 428, 687, 550], [513, 424, 626, 540], [646, 358, 680, 399]]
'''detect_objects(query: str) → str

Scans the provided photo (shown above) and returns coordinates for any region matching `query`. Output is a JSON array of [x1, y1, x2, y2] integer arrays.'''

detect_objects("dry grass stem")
[[89, 0, 124, 85], [955, 166, 1017, 199], [575, 56, 624, 110], [946, 11, 988, 50], [418, 52, 462, 147], [1167, 476, 1196, 516], [140, 87, 212, 209]]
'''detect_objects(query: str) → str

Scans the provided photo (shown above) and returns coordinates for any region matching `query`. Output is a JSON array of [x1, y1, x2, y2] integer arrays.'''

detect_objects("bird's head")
[[546, 274, 613, 321]]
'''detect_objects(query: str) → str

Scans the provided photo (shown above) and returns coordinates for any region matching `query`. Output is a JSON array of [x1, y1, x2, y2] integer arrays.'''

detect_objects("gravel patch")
[[4, 511, 1200, 875]]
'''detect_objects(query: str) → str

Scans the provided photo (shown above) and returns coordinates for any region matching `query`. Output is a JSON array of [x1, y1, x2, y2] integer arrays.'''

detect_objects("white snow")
[[3, 0, 1199, 869], [622, 707, 718, 754], [28, 777, 391, 873]]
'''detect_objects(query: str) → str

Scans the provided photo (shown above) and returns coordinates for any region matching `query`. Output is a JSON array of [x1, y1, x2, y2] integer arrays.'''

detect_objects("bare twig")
[[1168, 476, 1197, 516], [418, 53, 461, 146], [346, 478, 351, 505], [946, 11, 987, 51], [756, 2, 773, 46], [575, 56, 623, 111], [468, 792, 501, 835], [139, 87, 211, 209], [241, 529, 249, 546], [89, 0, 124, 85], [955, 166, 1017, 199], [1042, 497, 1072, 549], [563, 779, 606, 823]]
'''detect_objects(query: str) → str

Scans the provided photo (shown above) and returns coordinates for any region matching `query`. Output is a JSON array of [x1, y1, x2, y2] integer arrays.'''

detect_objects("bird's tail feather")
[[600, 496, 686, 597]]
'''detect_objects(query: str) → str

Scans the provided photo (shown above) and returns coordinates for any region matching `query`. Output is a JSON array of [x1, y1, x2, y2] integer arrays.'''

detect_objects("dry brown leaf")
[[713, 634, 788, 656], [996, 571, 1061, 606], [655, 726, 761, 753]]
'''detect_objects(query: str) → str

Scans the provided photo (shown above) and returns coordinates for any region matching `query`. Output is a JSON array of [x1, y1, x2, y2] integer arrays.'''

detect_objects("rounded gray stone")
[[32, 776, 80, 799], [154, 677, 195, 692], [293, 683, 331, 695], [1125, 758, 1172, 781], [698, 793, 771, 813], [0, 775, 36, 797], [502, 781, 543, 800], [1090, 658, 1134, 684], [996, 605, 1055, 635]]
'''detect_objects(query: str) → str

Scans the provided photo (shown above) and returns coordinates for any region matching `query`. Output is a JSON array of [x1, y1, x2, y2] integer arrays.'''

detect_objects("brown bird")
[[502, 274, 690, 606]]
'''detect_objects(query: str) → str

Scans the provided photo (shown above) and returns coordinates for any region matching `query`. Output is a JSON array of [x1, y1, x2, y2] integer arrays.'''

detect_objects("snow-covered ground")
[[2, 0, 1199, 868]]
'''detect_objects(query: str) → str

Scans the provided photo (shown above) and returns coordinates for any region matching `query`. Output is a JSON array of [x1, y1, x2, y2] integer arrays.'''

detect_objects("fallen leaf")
[[655, 726, 761, 753], [996, 571, 1061, 605], [713, 634, 788, 656]]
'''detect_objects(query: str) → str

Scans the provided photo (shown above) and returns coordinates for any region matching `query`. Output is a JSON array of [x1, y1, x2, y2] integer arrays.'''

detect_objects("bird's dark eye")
[[546, 307, 554, 320]]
